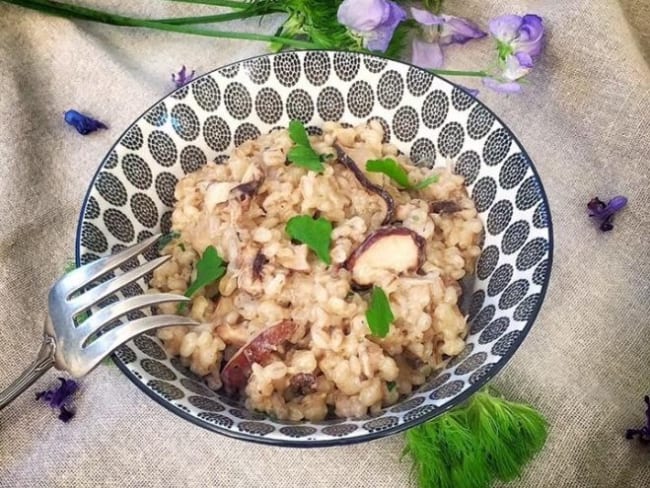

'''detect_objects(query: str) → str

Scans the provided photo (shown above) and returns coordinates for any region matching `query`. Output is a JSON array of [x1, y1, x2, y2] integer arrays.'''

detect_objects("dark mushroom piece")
[[288, 373, 317, 396], [230, 179, 263, 202], [344, 227, 426, 287], [252, 251, 268, 280], [333, 144, 395, 225], [429, 200, 463, 215], [221, 320, 297, 395]]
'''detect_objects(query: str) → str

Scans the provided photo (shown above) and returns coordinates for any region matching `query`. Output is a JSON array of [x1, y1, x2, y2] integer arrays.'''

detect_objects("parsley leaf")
[[285, 215, 332, 265], [387, 381, 397, 392], [413, 174, 439, 190], [181, 245, 226, 311], [365, 286, 394, 338], [366, 158, 438, 190], [287, 120, 325, 173], [158, 230, 180, 250]]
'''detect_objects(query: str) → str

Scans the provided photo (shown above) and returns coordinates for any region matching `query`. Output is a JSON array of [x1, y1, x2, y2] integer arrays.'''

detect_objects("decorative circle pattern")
[[467, 105, 495, 139], [317, 87, 345, 121], [392, 106, 419, 142], [76, 51, 552, 447], [438, 122, 464, 158], [487, 200, 514, 235], [422, 90, 449, 129], [180, 145, 207, 174], [377, 70, 404, 110], [148, 131, 177, 167], [410, 138, 436, 166], [120, 125, 144, 150], [122, 154, 152, 190], [224, 82, 252, 120], [191, 76, 220, 111], [273, 52, 301, 87], [406, 67, 433, 97], [333, 52, 361, 81], [255, 88, 284, 124], [347, 81, 374, 118], [304, 51, 330, 85]]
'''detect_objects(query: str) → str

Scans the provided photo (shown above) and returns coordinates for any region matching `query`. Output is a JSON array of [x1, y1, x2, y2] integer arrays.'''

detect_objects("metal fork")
[[0, 233, 198, 410]]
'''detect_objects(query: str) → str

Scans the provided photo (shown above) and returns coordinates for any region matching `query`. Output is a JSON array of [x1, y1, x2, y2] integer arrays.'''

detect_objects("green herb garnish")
[[180, 245, 226, 311], [365, 286, 394, 338], [387, 381, 397, 392], [285, 215, 332, 265], [287, 120, 325, 173], [366, 158, 438, 190], [404, 388, 548, 488], [158, 230, 180, 250]]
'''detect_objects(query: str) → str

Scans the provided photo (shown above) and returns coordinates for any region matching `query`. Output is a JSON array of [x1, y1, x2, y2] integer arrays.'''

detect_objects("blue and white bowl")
[[76, 50, 552, 446]]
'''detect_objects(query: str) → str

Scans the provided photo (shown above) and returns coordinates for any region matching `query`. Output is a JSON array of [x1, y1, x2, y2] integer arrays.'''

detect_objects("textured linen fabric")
[[0, 1, 649, 486]]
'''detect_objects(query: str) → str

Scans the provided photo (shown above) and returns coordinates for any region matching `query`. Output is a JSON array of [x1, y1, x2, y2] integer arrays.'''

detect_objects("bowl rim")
[[74, 49, 554, 447]]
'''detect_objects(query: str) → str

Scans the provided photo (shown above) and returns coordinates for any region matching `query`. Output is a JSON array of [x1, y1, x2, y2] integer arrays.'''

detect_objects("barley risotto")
[[149, 120, 483, 421]]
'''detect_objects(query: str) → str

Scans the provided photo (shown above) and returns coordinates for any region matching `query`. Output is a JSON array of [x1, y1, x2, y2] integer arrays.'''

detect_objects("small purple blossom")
[[587, 195, 628, 232], [171, 66, 195, 89], [64, 110, 108, 135], [483, 14, 544, 93], [625, 396, 650, 444], [457, 85, 480, 97], [36, 377, 79, 422], [410, 7, 486, 69], [337, 0, 407, 53]]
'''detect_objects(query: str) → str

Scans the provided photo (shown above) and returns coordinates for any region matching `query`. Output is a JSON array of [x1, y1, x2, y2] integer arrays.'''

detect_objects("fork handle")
[[0, 335, 56, 411]]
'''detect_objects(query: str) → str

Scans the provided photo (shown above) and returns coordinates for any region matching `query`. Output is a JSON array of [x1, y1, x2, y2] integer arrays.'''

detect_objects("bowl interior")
[[76, 51, 552, 446]]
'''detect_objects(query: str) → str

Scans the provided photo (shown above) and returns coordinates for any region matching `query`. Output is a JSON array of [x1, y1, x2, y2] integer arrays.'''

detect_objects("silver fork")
[[0, 233, 198, 410]]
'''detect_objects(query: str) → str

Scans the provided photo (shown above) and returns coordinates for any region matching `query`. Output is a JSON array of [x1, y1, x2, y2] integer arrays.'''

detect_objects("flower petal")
[[64, 110, 108, 135], [502, 54, 531, 81], [458, 85, 480, 97], [439, 15, 487, 45], [482, 77, 522, 93], [515, 52, 534, 68], [410, 7, 442, 26], [337, 0, 390, 32], [515, 14, 545, 58], [488, 14, 522, 43], [365, 1, 406, 52], [411, 38, 444, 69]]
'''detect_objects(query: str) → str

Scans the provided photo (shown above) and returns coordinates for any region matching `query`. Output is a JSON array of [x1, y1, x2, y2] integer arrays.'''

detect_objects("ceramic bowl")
[[75, 50, 552, 446]]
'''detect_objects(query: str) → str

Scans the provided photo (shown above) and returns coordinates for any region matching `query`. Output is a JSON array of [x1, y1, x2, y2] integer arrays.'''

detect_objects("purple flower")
[[171, 66, 195, 89], [625, 396, 650, 444], [337, 0, 407, 53], [587, 195, 628, 232], [36, 377, 79, 422], [64, 110, 108, 135], [410, 7, 486, 69], [483, 14, 544, 93]]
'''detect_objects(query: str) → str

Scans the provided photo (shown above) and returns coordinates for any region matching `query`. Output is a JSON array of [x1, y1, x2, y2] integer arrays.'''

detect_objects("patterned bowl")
[[75, 50, 552, 446]]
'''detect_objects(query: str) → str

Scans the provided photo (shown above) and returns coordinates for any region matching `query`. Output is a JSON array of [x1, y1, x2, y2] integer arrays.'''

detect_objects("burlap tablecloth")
[[0, 1, 648, 486]]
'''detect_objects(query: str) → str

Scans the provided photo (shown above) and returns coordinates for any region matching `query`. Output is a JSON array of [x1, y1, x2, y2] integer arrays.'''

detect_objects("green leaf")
[[365, 286, 394, 338], [158, 230, 180, 250], [288, 119, 311, 147], [288, 146, 324, 172], [413, 174, 439, 189], [403, 388, 548, 488], [366, 158, 411, 188], [366, 158, 439, 190], [387, 381, 397, 392], [285, 215, 332, 265], [287, 120, 325, 173], [184, 245, 227, 300]]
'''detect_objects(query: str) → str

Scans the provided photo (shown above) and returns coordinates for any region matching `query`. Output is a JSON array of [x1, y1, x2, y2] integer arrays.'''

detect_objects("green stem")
[[4, 0, 320, 49], [161, 0, 250, 9], [429, 69, 488, 78], [154, 10, 264, 25]]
